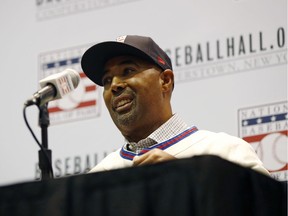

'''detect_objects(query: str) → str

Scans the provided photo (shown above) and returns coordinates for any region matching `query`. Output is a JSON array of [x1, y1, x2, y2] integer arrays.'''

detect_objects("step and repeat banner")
[[0, 0, 286, 185]]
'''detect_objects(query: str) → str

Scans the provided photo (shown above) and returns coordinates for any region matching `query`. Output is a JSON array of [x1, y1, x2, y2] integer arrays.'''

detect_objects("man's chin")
[[113, 112, 137, 127]]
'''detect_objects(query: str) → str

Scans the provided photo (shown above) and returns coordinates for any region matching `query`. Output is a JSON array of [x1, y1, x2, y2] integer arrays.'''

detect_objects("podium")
[[0, 155, 286, 216]]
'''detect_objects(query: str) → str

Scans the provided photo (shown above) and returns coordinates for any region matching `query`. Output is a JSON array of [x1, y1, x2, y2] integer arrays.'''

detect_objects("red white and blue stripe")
[[120, 126, 198, 160]]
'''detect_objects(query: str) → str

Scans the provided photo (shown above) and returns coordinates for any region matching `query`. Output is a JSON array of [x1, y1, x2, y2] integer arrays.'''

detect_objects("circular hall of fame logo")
[[38, 45, 101, 124], [238, 101, 288, 181]]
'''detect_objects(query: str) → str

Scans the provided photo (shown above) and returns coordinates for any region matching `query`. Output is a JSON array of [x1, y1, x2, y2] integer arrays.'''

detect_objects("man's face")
[[102, 55, 169, 141]]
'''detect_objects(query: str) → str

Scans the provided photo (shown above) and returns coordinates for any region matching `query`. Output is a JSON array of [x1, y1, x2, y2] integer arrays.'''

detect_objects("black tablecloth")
[[0, 155, 286, 216]]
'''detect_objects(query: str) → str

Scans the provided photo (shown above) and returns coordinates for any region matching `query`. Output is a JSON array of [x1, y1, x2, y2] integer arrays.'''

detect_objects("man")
[[81, 35, 269, 175]]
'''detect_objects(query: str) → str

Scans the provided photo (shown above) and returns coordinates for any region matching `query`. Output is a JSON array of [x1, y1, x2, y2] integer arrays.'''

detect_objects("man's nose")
[[111, 76, 127, 94]]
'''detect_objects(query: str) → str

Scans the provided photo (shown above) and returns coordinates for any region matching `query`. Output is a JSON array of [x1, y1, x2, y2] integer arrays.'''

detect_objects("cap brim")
[[81, 41, 153, 86]]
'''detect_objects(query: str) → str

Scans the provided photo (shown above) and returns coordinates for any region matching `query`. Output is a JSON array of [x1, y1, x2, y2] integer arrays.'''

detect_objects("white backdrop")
[[0, 0, 287, 186]]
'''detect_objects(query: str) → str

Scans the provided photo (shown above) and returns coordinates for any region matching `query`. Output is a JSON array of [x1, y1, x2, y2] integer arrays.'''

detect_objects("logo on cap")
[[157, 56, 166, 65], [116, 35, 127, 43]]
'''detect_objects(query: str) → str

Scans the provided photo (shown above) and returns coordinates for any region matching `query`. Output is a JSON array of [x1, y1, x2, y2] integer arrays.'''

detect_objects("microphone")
[[25, 69, 81, 107]]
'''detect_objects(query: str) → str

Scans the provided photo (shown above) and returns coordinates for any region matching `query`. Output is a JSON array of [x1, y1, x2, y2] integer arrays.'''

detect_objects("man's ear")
[[160, 69, 174, 92]]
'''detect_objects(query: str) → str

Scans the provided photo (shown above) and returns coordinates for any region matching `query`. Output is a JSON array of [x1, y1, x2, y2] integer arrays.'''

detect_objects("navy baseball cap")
[[81, 35, 173, 86]]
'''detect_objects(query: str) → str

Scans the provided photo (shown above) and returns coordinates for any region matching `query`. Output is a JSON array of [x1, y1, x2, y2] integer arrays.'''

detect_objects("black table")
[[0, 155, 286, 216]]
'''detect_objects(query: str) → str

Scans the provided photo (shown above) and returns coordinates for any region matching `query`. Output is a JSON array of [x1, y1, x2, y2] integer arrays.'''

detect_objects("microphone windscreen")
[[66, 69, 80, 88]]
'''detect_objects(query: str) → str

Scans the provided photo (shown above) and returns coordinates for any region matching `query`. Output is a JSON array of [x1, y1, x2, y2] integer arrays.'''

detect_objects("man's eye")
[[123, 68, 136, 76]]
